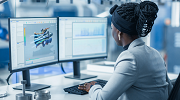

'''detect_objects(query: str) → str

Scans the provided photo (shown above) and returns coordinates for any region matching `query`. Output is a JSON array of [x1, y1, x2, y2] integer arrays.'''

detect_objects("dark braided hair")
[[116, 1, 158, 37]]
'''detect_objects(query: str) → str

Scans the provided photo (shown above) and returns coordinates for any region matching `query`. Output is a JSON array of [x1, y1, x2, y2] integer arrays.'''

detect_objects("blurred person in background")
[[0, 0, 10, 85], [0, 0, 11, 41], [0, 25, 8, 85], [0, 25, 8, 41]]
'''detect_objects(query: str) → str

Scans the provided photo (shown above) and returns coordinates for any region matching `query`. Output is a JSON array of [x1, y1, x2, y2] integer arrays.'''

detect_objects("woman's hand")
[[90, 81, 97, 85], [78, 81, 97, 92]]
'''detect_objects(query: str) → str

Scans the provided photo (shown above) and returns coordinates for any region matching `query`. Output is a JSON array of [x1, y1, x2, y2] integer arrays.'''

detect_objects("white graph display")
[[73, 23, 106, 38], [73, 38, 106, 56]]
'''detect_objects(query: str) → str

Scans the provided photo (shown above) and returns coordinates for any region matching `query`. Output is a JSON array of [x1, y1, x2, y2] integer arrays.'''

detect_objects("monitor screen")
[[59, 17, 107, 61], [9, 18, 58, 71]]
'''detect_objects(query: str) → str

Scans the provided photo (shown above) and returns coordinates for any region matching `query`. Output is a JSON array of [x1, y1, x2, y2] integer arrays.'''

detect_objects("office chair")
[[168, 73, 180, 100]]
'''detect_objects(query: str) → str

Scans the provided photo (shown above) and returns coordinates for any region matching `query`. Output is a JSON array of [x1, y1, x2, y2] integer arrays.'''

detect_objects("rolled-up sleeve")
[[89, 51, 138, 100]]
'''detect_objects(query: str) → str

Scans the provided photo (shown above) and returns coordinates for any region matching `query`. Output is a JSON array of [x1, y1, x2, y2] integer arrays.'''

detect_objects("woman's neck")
[[122, 35, 139, 47]]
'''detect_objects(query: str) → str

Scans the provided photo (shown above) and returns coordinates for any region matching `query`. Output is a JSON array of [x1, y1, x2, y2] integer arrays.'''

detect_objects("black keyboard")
[[64, 79, 108, 95]]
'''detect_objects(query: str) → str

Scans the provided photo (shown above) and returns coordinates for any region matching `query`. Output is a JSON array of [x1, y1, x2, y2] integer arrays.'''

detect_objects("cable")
[[6, 73, 13, 85], [60, 63, 66, 74]]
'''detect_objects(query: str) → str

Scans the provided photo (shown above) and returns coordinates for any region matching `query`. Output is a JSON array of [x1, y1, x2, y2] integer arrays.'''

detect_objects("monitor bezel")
[[58, 17, 108, 62], [8, 17, 59, 73]]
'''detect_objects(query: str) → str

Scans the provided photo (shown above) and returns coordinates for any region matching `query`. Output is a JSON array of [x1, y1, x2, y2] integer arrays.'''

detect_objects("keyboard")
[[64, 79, 108, 95]]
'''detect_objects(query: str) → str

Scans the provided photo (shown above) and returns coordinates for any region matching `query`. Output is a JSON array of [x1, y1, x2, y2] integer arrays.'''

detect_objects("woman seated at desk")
[[78, 1, 173, 100]]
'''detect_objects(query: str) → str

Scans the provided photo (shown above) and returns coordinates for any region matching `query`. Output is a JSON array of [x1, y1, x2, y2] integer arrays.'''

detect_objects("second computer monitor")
[[59, 17, 108, 61]]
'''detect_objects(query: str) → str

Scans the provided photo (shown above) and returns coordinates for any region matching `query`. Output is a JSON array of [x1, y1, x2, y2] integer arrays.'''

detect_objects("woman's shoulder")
[[115, 50, 136, 65]]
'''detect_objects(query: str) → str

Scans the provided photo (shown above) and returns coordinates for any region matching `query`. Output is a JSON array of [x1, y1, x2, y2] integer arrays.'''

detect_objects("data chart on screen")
[[59, 17, 107, 61], [73, 23, 106, 38], [10, 18, 58, 70]]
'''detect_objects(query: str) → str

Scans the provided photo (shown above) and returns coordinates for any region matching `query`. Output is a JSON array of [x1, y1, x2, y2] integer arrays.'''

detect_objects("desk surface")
[[0, 70, 178, 100]]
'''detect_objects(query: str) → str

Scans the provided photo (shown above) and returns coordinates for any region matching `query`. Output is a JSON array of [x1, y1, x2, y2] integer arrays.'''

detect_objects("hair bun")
[[110, 4, 118, 15], [136, 1, 159, 37], [140, 1, 158, 12]]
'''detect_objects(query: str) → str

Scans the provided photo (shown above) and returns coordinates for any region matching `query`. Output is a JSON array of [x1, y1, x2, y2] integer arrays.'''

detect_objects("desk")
[[0, 70, 178, 100]]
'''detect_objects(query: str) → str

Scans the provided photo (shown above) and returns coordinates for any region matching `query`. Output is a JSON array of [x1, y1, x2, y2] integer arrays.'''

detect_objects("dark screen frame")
[[8, 17, 59, 73], [58, 17, 108, 62]]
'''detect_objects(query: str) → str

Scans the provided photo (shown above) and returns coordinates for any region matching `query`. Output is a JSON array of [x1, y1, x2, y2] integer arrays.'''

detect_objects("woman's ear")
[[118, 33, 120, 41], [118, 31, 122, 41]]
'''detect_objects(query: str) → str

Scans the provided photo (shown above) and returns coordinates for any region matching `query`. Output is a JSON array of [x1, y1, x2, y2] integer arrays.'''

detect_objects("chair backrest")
[[168, 73, 180, 100]]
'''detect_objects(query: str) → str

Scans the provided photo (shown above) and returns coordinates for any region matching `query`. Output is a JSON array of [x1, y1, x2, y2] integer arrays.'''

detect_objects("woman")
[[78, 1, 173, 100]]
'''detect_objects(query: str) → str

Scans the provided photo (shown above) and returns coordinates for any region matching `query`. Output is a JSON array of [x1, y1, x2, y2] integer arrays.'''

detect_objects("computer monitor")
[[9, 17, 58, 91], [58, 17, 108, 80]]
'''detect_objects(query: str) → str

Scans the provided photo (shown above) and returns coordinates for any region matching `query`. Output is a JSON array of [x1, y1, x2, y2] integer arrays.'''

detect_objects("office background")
[[0, 0, 179, 87]]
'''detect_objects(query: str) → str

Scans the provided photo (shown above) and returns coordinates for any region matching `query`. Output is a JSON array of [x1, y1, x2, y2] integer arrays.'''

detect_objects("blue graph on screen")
[[73, 38, 106, 55], [73, 23, 106, 37]]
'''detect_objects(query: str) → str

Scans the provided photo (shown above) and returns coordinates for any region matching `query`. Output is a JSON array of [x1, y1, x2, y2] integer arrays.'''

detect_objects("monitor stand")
[[64, 61, 97, 80], [13, 70, 51, 92]]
